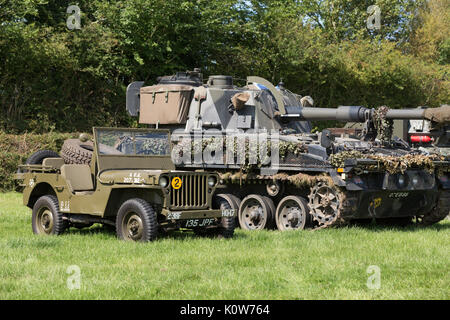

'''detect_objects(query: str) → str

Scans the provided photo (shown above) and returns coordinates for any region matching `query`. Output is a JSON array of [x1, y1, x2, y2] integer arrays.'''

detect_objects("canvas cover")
[[139, 84, 193, 124], [231, 92, 250, 111], [424, 105, 450, 124]]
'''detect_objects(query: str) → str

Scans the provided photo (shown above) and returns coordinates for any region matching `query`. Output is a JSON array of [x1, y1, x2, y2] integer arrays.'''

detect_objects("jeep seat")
[[42, 158, 65, 170], [60, 164, 94, 192]]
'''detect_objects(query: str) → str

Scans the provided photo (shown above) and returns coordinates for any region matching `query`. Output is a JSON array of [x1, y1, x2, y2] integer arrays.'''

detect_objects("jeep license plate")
[[183, 218, 216, 228]]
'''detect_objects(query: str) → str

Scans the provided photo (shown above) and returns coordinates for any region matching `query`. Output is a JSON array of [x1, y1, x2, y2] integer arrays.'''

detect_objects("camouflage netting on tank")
[[172, 137, 307, 172], [372, 106, 393, 143], [219, 171, 334, 187], [329, 150, 443, 174]]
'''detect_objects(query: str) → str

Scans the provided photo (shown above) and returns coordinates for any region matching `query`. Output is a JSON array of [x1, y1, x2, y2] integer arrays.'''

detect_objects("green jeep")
[[15, 128, 236, 241]]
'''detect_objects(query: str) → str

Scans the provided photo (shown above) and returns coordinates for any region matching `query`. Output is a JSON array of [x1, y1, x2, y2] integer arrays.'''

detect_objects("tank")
[[126, 70, 450, 230]]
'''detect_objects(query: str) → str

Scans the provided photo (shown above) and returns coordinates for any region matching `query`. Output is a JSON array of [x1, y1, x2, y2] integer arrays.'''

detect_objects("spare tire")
[[18, 150, 61, 173], [61, 139, 93, 165], [26, 150, 61, 165]]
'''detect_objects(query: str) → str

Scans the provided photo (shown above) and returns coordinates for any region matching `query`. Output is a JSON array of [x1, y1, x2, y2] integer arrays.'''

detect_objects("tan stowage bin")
[[139, 84, 193, 124]]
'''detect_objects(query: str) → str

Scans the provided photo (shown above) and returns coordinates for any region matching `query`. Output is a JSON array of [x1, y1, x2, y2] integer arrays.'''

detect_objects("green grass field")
[[0, 192, 449, 300]]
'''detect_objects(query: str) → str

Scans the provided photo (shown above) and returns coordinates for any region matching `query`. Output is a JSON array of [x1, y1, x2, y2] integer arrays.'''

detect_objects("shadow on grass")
[[65, 224, 249, 241], [63, 220, 449, 240], [344, 219, 450, 233]]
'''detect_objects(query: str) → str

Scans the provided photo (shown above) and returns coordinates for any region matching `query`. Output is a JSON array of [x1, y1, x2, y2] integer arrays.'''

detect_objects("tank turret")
[[127, 71, 449, 142]]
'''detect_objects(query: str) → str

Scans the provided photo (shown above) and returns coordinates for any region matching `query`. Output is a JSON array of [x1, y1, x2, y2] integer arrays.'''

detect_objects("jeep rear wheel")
[[116, 199, 158, 242], [32, 195, 67, 235]]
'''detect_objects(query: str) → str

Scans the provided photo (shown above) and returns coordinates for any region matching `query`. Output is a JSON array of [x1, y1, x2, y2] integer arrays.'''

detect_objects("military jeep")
[[15, 128, 236, 241]]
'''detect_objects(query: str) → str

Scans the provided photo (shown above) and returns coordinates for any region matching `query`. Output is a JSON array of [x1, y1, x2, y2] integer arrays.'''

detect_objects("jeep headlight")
[[208, 176, 217, 187], [159, 176, 168, 188]]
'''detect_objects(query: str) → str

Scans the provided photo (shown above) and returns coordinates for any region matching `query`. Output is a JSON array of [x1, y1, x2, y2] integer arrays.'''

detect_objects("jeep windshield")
[[95, 129, 171, 156]]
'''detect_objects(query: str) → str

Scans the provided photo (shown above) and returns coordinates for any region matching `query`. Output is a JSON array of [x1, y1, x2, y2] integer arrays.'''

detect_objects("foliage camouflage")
[[173, 137, 308, 172], [220, 171, 334, 188], [329, 150, 442, 174], [372, 106, 393, 143]]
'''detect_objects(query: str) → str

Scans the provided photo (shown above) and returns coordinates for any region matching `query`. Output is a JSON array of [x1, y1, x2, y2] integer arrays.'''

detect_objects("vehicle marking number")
[[168, 212, 182, 220], [60, 201, 70, 212], [389, 192, 409, 198], [123, 172, 143, 184], [222, 209, 235, 217], [185, 218, 215, 228], [171, 177, 182, 189]]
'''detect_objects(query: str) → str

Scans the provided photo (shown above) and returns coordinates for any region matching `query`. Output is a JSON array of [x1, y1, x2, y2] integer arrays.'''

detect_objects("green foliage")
[[0, 131, 77, 191], [0, 0, 448, 133]]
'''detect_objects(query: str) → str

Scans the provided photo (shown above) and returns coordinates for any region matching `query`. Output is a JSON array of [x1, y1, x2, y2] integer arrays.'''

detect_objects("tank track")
[[418, 189, 450, 226], [220, 172, 356, 230], [220, 171, 449, 229]]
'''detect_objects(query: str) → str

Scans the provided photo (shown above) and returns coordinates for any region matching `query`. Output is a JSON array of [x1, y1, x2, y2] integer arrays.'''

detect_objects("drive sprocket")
[[308, 181, 342, 229]]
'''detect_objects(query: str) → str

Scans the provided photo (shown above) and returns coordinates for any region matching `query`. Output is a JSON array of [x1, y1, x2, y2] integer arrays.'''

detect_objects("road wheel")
[[116, 198, 158, 242], [214, 195, 236, 238], [32, 195, 67, 235], [275, 196, 309, 231], [61, 139, 93, 165], [239, 194, 274, 230], [262, 196, 276, 229]]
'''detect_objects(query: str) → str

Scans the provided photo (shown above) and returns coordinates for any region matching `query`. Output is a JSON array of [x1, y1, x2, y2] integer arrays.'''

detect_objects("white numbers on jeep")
[[221, 208, 235, 217], [123, 172, 143, 184], [168, 212, 182, 220], [60, 201, 70, 212]]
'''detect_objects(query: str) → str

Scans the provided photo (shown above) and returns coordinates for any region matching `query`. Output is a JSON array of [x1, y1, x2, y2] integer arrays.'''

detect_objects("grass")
[[0, 192, 449, 300]]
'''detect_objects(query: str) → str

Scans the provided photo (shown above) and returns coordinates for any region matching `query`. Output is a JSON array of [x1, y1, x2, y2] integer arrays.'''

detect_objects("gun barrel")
[[385, 109, 425, 120], [299, 106, 368, 122], [289, 106, 448, 123]]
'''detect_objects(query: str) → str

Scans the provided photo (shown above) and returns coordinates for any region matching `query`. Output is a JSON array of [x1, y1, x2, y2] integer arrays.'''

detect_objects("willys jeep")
[[15, 128, 236, 241]]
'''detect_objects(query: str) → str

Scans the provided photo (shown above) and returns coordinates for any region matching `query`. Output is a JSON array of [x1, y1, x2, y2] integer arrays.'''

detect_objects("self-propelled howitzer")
[[124, 70, 450, 230]]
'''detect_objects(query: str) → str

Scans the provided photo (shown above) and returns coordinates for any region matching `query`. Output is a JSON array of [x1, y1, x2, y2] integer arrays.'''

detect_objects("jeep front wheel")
[[116, 199, 158, 242], [32, 195, 67, 235]]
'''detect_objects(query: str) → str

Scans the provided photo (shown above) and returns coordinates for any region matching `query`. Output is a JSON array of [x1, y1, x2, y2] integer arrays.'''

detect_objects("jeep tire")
[[32, 195, 67, 235], [116, 198, 158, 242]]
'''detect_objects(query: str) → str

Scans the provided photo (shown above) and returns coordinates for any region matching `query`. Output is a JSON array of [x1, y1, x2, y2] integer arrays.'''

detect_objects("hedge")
[[0, 131, 78, 191]]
